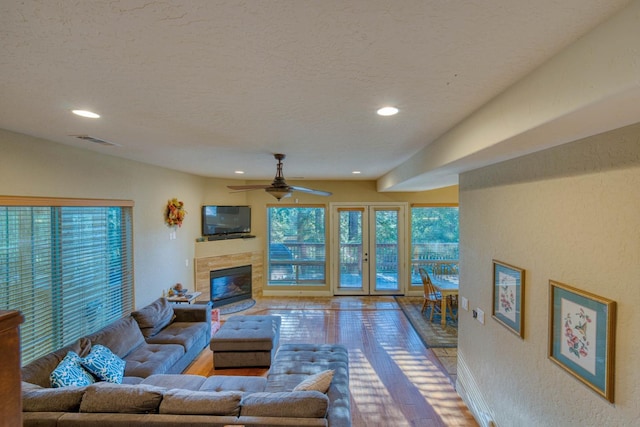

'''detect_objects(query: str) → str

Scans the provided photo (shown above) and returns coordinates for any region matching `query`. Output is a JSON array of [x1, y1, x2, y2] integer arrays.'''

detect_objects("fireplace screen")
[[210, 265, 252, 308]]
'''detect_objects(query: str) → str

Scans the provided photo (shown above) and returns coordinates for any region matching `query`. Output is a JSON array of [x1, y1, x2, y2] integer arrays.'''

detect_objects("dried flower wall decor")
[[165, 198, 186, 227]]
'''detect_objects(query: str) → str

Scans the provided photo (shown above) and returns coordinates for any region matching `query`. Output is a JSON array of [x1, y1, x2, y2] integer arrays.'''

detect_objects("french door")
[[331, 203, 406, 295]]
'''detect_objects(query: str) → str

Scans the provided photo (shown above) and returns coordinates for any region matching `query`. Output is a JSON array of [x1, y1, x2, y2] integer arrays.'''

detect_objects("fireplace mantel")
[[194, 237, 263, 301]]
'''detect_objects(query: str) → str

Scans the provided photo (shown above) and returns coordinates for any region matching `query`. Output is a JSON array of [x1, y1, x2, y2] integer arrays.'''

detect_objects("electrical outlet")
[[185, 259, 189, 267], [476, 308, 485, 324], [461, 296, 469, 311]]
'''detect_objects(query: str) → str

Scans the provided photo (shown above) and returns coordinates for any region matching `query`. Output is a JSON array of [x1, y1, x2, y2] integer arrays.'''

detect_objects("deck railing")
[[268, 242, 458, 286]]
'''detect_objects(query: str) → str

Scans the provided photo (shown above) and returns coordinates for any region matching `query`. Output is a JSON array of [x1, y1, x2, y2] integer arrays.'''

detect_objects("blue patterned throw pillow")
[[50, 351, 96, 388], [81, 344, 125, 383]]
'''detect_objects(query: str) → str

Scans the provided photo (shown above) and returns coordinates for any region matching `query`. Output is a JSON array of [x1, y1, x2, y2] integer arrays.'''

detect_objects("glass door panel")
[[336, 208, 368, 293], [373, 208, 400, 293], [332, 204, 405, 295]]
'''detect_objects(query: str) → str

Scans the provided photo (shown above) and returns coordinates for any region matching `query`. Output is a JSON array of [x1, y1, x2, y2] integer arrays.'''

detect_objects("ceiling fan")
[[227, 154, 333, 201]]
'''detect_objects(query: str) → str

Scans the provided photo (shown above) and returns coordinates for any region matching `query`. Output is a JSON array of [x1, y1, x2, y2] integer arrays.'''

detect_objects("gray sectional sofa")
[[21, 298, 212, 387], [20, 299, 351, 427]]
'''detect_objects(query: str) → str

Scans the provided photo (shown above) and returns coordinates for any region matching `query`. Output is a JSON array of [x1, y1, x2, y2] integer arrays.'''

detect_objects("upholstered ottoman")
[[210, 315, 281, 368]]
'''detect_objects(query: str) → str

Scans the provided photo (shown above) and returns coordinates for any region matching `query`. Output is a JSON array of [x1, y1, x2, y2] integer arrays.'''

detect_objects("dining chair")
[[419, 267, 456, 323], [419, 267, 442, 322]]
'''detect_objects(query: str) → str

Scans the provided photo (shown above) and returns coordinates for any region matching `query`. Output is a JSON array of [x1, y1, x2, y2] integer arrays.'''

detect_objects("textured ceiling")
[[0, 0, 631, 187]]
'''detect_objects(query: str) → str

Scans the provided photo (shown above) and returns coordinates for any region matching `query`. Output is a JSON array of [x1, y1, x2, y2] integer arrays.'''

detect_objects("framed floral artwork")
[[548, 280, 616, 402], [492, 260, 525, 338]]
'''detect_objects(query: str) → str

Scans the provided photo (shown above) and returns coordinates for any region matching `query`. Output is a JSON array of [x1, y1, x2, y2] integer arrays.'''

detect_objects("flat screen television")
[[201, 205, 251, 236]]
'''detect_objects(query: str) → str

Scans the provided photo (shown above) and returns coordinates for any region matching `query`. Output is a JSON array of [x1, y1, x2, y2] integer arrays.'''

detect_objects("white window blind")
[[0, 198, 134, 365]]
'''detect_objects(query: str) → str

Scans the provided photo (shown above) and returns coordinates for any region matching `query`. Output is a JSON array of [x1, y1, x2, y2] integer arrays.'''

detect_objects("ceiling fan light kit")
[[227, 154, 332, 201], [265, 187, 292, 200]]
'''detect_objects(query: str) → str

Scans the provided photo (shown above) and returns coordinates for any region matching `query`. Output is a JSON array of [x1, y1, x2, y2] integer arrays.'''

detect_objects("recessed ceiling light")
[[352, 171, 362, 175], [234, 170, 245, 174], [376, 106, 399, 116], [72, 110, 100, 119]]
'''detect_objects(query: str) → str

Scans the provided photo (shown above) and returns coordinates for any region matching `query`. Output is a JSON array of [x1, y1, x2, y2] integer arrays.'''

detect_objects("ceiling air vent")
[[71, 135, 120, 146]]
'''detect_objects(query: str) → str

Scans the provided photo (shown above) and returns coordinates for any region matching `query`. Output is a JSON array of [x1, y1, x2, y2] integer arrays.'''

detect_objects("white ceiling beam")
[[378, 0, 640, 192]]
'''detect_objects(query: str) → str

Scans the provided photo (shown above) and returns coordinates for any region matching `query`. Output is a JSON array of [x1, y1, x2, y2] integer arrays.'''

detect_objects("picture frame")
[[548, 280, 616, 402], [491, 260, 525, 338]]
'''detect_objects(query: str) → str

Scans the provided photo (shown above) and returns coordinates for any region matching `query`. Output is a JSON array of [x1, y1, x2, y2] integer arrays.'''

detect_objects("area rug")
[[219, 298, 257, 315], [394, 296, 457, 348]]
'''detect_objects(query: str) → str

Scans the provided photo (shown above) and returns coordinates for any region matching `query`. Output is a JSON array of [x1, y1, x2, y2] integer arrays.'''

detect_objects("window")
[[410, 205, 459, 286], [267, 206, 326, 286], [0, 197, 134, 365]]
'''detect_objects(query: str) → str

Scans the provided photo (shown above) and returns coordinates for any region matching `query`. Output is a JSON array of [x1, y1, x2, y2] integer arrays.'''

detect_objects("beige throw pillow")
[[292, 369, 335, 393]]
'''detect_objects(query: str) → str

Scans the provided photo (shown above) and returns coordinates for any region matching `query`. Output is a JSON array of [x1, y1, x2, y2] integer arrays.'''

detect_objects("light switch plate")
[[461, 296, 469, 311], [476, 308, 485, 324]]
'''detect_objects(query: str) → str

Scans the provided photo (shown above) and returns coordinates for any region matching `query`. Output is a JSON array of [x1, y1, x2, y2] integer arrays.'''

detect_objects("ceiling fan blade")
[[290, 186, 332, 196], [227, 184, 271, 190], [228, 154, 331, 199]]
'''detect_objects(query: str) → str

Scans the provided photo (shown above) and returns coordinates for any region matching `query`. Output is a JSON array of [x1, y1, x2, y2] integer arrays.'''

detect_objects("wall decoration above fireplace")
[[210, 265, 252, 308]]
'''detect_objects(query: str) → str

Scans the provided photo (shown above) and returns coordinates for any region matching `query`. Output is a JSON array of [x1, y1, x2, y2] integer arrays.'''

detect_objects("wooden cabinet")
[[0, 310, 24, 427]]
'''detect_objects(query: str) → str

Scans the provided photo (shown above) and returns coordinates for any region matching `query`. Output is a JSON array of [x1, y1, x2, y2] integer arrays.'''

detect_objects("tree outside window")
[[411, 206, 459, 285], [267, 207, 326, 286]]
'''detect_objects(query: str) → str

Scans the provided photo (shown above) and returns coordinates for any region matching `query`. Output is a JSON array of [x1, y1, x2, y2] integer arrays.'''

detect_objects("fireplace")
[[210, 264, 252, 308]]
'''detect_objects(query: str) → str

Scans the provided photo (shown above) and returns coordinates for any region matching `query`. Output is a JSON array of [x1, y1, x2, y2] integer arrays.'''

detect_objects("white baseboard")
[[457, 349, 498, 427]]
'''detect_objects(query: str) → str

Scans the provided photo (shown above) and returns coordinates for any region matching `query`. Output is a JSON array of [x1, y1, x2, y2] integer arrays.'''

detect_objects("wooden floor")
[[184, 296, 478, 427]]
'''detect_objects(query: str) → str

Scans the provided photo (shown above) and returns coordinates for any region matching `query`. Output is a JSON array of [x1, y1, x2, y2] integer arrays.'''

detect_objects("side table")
[[167, 291, 202, 304]]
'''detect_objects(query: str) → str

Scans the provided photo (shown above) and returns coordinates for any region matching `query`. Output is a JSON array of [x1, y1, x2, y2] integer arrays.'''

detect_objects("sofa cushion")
[[146, 321, 208, 351], [79, 383, 165, 414], [141, 374, 207, 390], [274, 344, 350, 364], [22, 381, 43, 390], [159, 389, 243, 416], [293, 369, 334, 393], [240, 391, 329, 418], [21, 338, 92, 388], [123, 343, 185, 378], [85, 316, 146, 359], [50, 352, 96, 388], [121, 376, 145, 385], [200, 375, 267, 394], [23, 386, 87, 412], [81, 344, 125, 383], [267, 362, 347, 392], [132, 298, 175, 338]]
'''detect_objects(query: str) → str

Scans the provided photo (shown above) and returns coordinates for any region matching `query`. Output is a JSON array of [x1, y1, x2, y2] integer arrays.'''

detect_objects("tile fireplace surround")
[[194, 237, 264, 302]]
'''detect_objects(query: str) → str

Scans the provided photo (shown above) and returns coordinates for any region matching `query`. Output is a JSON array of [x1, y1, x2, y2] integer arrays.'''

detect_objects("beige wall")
[[457, 123, 640, 426], [0, 128, 207, 308], [2, 128, 457, 307]]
